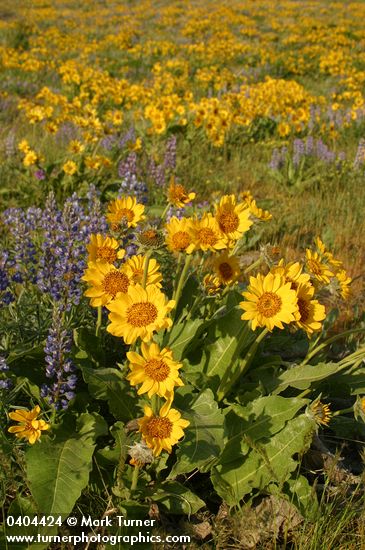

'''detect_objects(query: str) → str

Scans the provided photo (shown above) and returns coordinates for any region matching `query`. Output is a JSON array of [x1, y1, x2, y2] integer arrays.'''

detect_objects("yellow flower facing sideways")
[[126, 341, 183, 398], [106, 283, 175, 344], [167, 178, 196, 208], [107, 196, 145, 230], [138, 399, 189, 456], [87, 234, 125, 264], [294, 281, 326, 336], [305, 249, 334, 284], [82, 261, 131, 306], [271, 260, 311, 289], [8, 405, 50, 444], [240, 272, 298, 331]]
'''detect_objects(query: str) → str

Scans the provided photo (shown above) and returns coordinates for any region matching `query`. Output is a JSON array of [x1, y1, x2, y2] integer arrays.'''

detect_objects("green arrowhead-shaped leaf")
[[220, 396, 308, 465], [212, 414, 316, 505], [169, 389, 225, 476], [80, 365, 136, 421], [25, 414, 101, 516], [150, 481, 205, 515], [269, 362, 342, 393]]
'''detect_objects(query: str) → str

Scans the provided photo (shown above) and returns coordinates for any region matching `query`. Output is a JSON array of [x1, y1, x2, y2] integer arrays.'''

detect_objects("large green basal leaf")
[[164, 318, 208, 360], [25, 413, 105, 516], [212, 414, 316, 505], [169, 389, 225, 476], [220, 396, 308, 464], [195, 307, 251, 393]]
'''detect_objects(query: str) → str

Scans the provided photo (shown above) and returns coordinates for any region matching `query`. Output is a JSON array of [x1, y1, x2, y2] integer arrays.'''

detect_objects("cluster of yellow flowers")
[[79, 184, 351, 458], [2, 0, 365, 152]]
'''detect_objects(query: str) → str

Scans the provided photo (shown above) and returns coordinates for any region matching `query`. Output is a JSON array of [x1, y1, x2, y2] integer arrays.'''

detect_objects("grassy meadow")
[[1, 1, 365, 548]]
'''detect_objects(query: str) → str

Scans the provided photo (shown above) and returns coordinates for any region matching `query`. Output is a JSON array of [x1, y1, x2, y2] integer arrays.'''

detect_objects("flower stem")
[[172, 254, 192, 319], [130, 465, 140, 492], [244, 257, 263, 275], [301, 328, 365, 366], [142, 251, 152, 289], [332, 406, 354, 417], [158, 203, 170, 227], [95, 306, 102, 337]]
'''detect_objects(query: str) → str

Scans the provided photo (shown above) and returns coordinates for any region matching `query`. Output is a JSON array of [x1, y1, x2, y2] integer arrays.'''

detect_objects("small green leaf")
[[2, 496, 57, 550], [268, 362, 343, 393], [96, 421, 127, 465], [150, 481, 205, 515], [283, 475, 318, 521]]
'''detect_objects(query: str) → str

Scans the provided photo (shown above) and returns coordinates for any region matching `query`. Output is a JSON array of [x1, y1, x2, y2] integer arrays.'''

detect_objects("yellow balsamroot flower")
[[277, 121, 291, 137], [247, 199, 272, 222], [215, 194, 253, 243], [126, 342, 183, 398], [138, 401, 189, 456], [336, 269, 352, 300], [23, 150, 38, 167], [213, 252, 240, 286], [123, 255, 162, 287], [87, 234, 125, 264], [68, 140, 85, 154], [305, 249, 334, 284], [165, 216, 195, 254], [271, 260, 310, 289], [167, 178, 196, 208], [18, 139, 30, 153], [62, 160, 77, 175], [203, 274, 222, 295], [315, 237, 343, 271], [106, 284, 175, 345], [240, 272, 298, 331], [308, 399, 332, 427], [190, 213, 227, 252], [82, 262, 131, 307], [107, 196, 145, 230], [8, 406, 50, 444], [295, 282, 326, 336]]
